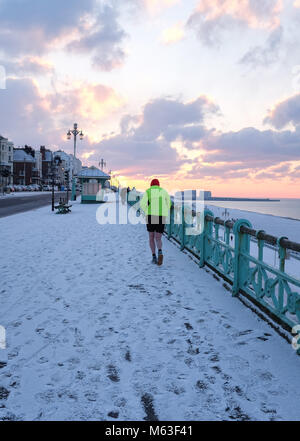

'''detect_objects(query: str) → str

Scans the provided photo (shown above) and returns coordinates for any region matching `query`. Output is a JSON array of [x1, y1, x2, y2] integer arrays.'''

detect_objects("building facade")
[[53, 150, 71, 188], [40, 146, 53, 185], [13, 148, 35, 185], [0, 136, 13, 190], [33, 150, 42, 186], [54, 150, 82, 188], [1, 139, 84, 191]]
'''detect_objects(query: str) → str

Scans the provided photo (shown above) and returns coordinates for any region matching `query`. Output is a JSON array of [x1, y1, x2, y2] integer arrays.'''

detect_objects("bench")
[[55, 203, 72, 214]]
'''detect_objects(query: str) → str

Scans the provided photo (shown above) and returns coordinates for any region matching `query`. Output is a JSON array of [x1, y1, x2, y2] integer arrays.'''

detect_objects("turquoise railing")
[[128, 193, 300, 351]]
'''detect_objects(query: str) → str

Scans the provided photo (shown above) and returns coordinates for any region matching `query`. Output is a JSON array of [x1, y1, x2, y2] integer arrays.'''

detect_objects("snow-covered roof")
[[13, 150, 35, 163], [54, 150, 70, 162], [77, 166, 110, 179]]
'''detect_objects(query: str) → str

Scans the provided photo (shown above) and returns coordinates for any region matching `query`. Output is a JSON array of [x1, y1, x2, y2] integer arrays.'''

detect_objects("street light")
[[66, 123, 84, 201], [51, 156, 61, 212]]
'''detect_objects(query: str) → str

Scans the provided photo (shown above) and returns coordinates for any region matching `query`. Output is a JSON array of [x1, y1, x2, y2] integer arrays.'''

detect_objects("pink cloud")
[[3, 56, 54, 76], [192, 0, 283, 30], [144, 0, 180, 15], [0, 77, 124, 147]]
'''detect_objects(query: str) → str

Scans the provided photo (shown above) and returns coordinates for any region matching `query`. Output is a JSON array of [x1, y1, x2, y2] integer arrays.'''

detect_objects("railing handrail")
[[204, 213, 300, 252]]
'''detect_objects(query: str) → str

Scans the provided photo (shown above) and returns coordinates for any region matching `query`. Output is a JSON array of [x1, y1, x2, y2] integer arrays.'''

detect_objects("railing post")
[[224, 220, 231, 274], [232, 218, 252, 297], [213, 218, 220, 266], [168, 203, 174, 240], [277, 236, 288, 314], [214, 218, 220, 241], [180, 204, 185, 250], [277, 237, 288, 273], [256, 230, 265, 299], [199, 209, 214, 268]]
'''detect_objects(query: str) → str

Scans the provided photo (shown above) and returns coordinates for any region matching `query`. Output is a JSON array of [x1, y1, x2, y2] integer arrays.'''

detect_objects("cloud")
[[87, 136, 182, 177], [0, 1, 127, 71], [82, 95, 219, 176], [2, 80, 300, 186], [67, 5, 127, 71], [185, 124, 300, 182], [161, 22, 185, 45], [134, 96, 220, 141], [187, 0, 283, 45], [0, 78, 54, 145], [264, 93, 300, 129], [3, 57, 54, 76], [239, 26, 283, 68], [143, 0, 180, 15], [202, 126, 300, 164], [49, 83, 124, 123], [0, 0, 95, 56], [0, 77, 124, 147]]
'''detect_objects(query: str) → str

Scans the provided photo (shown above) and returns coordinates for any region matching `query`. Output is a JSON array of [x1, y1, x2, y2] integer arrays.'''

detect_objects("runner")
[[140, 179, 171, 265]]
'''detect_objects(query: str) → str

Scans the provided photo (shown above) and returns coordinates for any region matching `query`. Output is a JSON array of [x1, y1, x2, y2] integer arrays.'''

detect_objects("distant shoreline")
[[204, 197, 280, 202]]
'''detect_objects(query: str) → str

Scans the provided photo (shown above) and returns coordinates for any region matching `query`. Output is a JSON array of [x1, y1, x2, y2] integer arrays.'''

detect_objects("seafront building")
[[0, 135, 13, 190]]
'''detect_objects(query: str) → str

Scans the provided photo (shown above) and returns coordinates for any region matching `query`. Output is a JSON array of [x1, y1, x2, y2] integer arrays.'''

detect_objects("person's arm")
[[164, 189, 171, 210], [140, 190, 149, 214]]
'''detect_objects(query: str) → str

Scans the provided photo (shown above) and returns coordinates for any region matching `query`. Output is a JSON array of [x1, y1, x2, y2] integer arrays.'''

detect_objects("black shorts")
[[146, 215, 165, 233]]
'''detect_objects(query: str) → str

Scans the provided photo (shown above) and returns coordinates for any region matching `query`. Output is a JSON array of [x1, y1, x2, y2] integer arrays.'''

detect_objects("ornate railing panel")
[[166, 204, 300, 352]]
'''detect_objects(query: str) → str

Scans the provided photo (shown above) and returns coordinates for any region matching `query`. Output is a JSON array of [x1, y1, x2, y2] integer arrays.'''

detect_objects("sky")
[[0, 0, 300, 197]]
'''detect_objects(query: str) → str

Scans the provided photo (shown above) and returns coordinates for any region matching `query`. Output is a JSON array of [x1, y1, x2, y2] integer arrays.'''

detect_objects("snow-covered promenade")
[[1, 201, 300, 421]]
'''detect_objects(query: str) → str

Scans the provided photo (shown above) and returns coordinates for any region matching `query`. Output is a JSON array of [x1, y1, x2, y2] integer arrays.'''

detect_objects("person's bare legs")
[[155, 232, 163, 265], [154, 232, 162, 251], [149, 232, 156, 254]]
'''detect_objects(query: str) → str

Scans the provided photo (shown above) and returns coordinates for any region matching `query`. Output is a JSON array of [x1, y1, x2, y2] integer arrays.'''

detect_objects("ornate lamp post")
[[67, 123, 84, 201]]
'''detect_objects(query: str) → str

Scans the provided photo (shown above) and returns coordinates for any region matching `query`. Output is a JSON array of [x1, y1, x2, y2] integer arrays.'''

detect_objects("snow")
[[0, 200, 300, 421], [206, 204, 300, 244], [0, 192, 49, 199], [0, 191, 66, 200], [204, 204, 300, 281]]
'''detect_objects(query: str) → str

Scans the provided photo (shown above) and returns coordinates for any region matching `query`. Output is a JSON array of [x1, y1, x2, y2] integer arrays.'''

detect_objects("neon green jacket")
[[140, 186, 171, 217]]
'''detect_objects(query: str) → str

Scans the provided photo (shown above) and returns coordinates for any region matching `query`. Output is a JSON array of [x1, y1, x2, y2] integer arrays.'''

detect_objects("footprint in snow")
[[107, 365, 120, 383], [0, 387, 10, 400]]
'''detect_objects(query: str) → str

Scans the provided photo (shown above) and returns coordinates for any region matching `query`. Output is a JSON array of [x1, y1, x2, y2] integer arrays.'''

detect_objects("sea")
[[206, 198, 300, 221]]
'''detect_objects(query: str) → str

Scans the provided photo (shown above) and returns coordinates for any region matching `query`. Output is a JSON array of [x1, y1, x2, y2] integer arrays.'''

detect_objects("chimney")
[[40, 146, 46, 160]]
